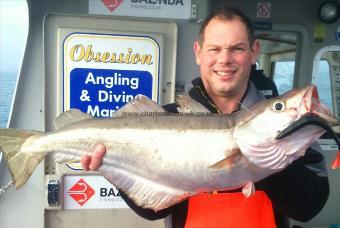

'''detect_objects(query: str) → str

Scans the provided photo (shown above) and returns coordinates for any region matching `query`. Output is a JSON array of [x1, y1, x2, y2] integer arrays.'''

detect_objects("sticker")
[[64, 175, 129, 209], [101, 0, 124, 12], [256, 3, 271, 18], [89, 0, 192, 19], [314, 23, 326, 43], [67, 178, 95, 206]]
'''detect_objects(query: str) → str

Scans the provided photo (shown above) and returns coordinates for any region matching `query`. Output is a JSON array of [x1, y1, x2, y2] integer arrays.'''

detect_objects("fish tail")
[[0, 128, 44, 189]]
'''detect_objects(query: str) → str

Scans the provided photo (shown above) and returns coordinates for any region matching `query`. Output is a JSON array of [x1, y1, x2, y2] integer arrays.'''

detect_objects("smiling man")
[[193, 10, 259, 114]]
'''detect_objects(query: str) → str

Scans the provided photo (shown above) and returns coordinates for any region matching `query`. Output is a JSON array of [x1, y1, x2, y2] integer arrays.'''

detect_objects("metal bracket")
[[45, 175, 63, 210]]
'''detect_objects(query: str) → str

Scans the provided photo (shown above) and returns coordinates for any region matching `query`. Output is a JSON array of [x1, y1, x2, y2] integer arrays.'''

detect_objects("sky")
[[0, 0, 28, 72]]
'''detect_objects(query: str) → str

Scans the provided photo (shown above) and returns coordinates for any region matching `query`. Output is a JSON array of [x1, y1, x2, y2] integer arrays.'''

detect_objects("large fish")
[[0, 85, 339, 211]]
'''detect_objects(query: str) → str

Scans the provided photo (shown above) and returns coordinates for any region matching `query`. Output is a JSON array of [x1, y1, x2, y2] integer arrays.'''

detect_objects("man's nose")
[[218, 49, 233, 64]]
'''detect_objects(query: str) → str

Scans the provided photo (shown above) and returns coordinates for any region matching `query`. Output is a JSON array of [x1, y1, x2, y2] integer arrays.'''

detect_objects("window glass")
[[255, 60, 260, 69], [272, 61, 295, 95], [0, 0, 28, 127], [312, 60, 333, 113]]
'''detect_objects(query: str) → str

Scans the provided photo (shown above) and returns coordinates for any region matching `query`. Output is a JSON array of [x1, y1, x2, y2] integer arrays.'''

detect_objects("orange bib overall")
[[185, 191, 276, 228]]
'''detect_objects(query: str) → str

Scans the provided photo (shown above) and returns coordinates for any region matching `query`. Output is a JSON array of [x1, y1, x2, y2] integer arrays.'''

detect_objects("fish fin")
[[176, 95, 211, 114], [0, 128, 45, 189], [209, 149, 241, 169], [99, 164, 189, 211], [55, 109, 93, 129], [331, 150, 340, 169], [242, 181, 255, 197], [114, 94, 166, 117]]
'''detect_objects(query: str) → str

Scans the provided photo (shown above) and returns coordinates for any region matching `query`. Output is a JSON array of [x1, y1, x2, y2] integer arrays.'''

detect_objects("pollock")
[[0, 85, 339, 211]]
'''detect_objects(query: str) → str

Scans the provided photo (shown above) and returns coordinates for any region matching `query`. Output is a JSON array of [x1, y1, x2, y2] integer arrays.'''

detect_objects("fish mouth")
[[302, 85, 337, 125], [275, 85, 340, 155], [275, 114, 340, 148]]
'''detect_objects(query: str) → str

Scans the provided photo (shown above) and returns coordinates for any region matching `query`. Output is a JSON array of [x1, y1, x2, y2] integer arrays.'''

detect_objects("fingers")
[[80, 144, 106, 171], [89, 144, 106, 171], [80, 154, 91, 171]]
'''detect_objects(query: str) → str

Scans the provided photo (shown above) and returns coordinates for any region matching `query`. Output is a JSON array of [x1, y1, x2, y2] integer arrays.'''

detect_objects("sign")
[[314, 23, 326, 43], [89, 0, 192, 20], [63, 33, 160, 116], [101, 0, 124, 12], [256, 3, 271, 18], [67, 179, 95, 206], [254, 21, 272, 30], [64, 175, 129, 209]]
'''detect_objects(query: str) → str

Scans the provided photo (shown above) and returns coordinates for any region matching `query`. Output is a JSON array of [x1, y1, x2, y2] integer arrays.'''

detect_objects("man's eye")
[[233, 47, 244, 52], [208, 48, 218, 52]]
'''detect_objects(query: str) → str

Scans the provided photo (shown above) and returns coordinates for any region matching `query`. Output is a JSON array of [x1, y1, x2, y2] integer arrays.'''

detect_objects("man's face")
[[194, 17, 259, 99]]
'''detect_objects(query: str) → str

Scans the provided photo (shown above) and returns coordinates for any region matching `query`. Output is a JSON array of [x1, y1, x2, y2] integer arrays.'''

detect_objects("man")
[[81, 7, 329, 228]]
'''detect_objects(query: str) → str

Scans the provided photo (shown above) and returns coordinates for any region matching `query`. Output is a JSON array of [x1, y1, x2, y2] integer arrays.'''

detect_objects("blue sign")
[[69, 68, 153, 117]]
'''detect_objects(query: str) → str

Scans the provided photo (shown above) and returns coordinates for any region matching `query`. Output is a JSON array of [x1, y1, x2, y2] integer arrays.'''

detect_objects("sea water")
[[0, 71, 17, 128]]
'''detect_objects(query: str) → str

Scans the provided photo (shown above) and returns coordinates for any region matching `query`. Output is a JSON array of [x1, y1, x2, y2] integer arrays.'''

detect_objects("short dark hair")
[[199, 6, 255, 46]]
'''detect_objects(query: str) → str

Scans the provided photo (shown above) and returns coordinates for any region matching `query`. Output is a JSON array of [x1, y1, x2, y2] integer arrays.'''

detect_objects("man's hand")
[[80, 144, 106, 171]]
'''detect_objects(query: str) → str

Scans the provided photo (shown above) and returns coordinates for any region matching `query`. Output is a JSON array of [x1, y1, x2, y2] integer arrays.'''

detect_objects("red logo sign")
[[101, 0, 124, 12], [67, 179, 95, 206]]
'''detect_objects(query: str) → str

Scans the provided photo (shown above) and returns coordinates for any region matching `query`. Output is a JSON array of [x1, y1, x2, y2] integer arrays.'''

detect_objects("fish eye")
[[271, 100, 286, 112]]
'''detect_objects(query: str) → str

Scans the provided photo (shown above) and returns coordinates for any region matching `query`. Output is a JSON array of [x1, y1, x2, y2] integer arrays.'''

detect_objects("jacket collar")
[[185, 78, 264, 114]]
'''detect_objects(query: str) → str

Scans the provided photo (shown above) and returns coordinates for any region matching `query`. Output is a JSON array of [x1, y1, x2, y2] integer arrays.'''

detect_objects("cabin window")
[[312, 48, 340, 118], [0, 0, 28, 127], [256, 31, 297, 95], [271, 60, 295, 95], [312, 59, 333, 113]]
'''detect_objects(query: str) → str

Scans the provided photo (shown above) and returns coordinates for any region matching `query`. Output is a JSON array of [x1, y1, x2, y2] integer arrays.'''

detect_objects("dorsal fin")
[[54, 109, 93, 129], [113, 94, 166, 117], [176, 95, 210, 114]]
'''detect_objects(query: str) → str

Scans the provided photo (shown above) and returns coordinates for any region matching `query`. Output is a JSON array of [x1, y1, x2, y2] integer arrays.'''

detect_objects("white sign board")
[[89, 0, 192, 19], [64, 175, 129, 209], [63, 33, 160, 116]]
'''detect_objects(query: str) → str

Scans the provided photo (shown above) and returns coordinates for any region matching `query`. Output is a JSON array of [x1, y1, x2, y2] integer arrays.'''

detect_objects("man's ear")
[[251, 39, 260, 64], [193, 41, 202, 65]]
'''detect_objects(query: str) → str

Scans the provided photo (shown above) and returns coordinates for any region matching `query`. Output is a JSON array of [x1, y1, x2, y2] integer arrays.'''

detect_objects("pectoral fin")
[[209, 148, 241, 169]]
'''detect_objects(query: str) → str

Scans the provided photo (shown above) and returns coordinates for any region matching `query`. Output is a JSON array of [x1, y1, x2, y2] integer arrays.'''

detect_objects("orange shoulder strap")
[[185, 191, 276, 228]]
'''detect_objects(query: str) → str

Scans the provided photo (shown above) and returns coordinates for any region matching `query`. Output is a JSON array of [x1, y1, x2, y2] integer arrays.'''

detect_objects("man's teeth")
[[216, 71, 234, 76]]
